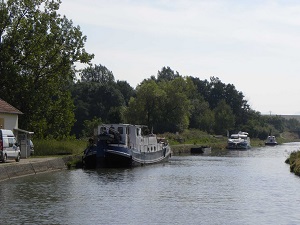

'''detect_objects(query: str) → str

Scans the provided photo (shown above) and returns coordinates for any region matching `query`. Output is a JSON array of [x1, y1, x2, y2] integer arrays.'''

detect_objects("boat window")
[[100, 127, 107, 134], [142, 127, 150, 135], [109, 126, 115, 134], [118, 127, 123, 134], [151, 147, 153, 151], [154, 146, 156, 151]]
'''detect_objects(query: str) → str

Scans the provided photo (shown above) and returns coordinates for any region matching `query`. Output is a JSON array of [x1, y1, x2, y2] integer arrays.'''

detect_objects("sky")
[[59, 0, 300, 115]]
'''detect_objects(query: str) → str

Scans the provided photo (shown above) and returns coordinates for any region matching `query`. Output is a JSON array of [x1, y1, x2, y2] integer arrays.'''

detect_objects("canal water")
[[1, 143, 300, 225]]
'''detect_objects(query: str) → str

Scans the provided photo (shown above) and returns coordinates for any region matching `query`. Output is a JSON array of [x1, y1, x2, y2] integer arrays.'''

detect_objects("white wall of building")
[[0, 113, 18, 130]]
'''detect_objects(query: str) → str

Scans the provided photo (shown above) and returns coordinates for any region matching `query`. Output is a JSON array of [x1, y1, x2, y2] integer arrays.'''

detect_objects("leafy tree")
[[71, 64, 136, 137], [82, 117, 102, 138], [189, 97, 215, 133], [208, 77, 226, 109], [71, 82, 126, 137], [125, 80, 165, 128], [285, 118, 300, 138], [286, 118, 300, 132], [80, 64, 114, 84], [265, 115, 285, 133], [0, 0, 93, 138], [157, 66, 180, 82], [115, 80, 136, 106], [189, 77, 211, 101], [126, 77, 192, 133], [157, 77, 192, 133], [213, 100, 235, 134]]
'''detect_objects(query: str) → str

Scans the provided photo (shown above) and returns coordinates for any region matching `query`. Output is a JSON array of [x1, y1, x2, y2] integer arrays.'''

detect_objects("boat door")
[[128, 125, 142, 150]]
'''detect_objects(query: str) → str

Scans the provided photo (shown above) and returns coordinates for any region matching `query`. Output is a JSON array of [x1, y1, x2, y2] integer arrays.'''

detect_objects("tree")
[[157, 77, 192, 133], [71, 82, 126, 137], [214, 100, 235, 135], [189, 97, 215, 133], [82, 117, 102, 138], [125, 80, 165, 128], [157, 66, 180, 82], [115, 80, 136, 106], [189, 77, 211, 102], [208, 77, 226, 109], [265, 115, 285, 133], [0, 0, 93, 138], [80, 64, 114, 84]]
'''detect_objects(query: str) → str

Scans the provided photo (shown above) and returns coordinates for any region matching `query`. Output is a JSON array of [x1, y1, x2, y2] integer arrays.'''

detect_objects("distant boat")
[[82, 124, 172, 168], [227, 131, 251, 150], [265, 136, 278, 146]]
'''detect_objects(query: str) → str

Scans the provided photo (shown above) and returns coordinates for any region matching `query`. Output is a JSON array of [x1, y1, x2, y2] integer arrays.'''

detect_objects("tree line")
[[1, 0, 299, 140], [72, 65, 300, 139]]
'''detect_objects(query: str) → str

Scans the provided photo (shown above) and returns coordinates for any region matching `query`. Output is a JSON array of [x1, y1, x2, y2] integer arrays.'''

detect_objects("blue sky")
[[59, 0, 300, 115]]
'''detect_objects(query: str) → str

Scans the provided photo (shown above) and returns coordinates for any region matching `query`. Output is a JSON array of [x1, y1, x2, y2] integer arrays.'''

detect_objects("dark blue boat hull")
[[82, 145, 171, 169]]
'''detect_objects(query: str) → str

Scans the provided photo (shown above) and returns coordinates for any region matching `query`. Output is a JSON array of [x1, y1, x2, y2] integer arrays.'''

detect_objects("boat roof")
[[230, 134, 248, 138], [98, 124, 147, 128]]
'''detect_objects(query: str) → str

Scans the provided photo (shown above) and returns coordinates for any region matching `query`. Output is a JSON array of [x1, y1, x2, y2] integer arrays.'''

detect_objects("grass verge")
[[33, 139, 87, 156]]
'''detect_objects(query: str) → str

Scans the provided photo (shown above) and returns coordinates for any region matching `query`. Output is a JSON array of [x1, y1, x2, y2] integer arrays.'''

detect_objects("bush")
[[286, 151, 300, 176]]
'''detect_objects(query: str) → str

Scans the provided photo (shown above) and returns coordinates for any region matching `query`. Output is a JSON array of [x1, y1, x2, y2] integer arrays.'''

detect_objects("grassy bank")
[[33, 139, 87, 156], [32, 130, 299, 157], [285, 151, 300, 176], [164, 129, 272, 154]]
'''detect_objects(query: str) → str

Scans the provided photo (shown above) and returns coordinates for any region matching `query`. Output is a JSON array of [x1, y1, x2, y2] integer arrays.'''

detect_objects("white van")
[[0, 129, 21, 162]]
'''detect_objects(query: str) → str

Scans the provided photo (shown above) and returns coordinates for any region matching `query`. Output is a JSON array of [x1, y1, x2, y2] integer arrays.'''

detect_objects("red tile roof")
[[0, 99, 23, 114]]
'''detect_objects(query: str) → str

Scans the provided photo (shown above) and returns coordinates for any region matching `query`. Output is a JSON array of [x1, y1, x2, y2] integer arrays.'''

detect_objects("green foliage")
[[126, 79, 165, 127], [115, 80, 136, 106], [162, 129, 228, 149], [157, 66, 180, 82], [80, 64, 114, 84], [33, 138, 87, 156], [82, 117, 102, 138], [0, 0, 93, 139], [214, 100, 235, 135], [286, 151, 300, 176], [126, 76, 192, 133], [70, 65, 136, 138], [73, 64, 300, 140], [157, 77, 191, 132]]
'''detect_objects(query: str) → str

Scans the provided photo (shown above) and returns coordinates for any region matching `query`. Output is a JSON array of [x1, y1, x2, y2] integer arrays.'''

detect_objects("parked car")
[[0, 129, 21, 162]]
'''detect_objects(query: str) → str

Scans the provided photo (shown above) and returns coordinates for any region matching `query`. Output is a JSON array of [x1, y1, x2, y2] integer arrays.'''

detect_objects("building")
[[0, 98, 23, 130]]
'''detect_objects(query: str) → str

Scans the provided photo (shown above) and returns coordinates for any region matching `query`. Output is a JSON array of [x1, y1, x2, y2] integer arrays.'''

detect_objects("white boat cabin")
[[97, 124, 166, 153], [228, 131, 250, 145]]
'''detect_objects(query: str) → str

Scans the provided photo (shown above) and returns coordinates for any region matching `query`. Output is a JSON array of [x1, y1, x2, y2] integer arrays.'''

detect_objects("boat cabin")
[[97, 124, 165, 153], [230, 132, 249, 141]]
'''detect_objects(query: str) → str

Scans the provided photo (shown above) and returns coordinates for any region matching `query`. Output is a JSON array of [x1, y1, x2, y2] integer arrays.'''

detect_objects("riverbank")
[[285, 151, 300, 176], [170, 139, 263, 155], [170, 132, 300, 155], [0, 156, 80, 182]]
